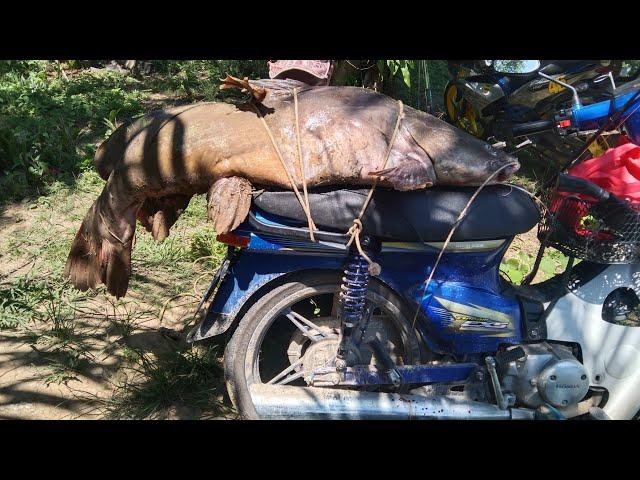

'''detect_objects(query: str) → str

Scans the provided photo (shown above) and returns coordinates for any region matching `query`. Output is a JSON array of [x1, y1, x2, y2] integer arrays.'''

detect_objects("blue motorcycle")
[[444, 60, 636, 163], [187, 72, 640, 420]]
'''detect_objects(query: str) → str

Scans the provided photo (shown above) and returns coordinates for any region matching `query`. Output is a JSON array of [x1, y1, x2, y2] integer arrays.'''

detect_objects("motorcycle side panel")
[[378, 241, 523, 354], [424, 283, 522, 353], [193, 232, 525, 356], [545, 263, 640, 420]]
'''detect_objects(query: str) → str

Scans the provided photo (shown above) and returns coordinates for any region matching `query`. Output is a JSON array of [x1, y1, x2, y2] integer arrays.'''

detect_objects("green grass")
[[0, 275, 55, 328], [0, 60, 267, 205], [0, 168, 226, 399], [97, 344, 233, 419], [0, 64, 149, 203]]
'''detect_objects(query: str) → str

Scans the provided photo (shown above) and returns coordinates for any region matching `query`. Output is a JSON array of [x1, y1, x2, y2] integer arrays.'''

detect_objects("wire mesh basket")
[[539, 191, 640, 264]]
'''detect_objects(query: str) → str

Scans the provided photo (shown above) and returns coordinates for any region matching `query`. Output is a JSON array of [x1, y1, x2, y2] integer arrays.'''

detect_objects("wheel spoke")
[[285, 311, 326, 342], [273, 370, 305, 386], [289, 310, 329, 337], [267, 356, 305, 385]]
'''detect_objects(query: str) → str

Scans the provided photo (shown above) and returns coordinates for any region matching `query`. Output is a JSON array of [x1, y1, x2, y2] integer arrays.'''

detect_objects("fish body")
[[66, 81, 519, 297]]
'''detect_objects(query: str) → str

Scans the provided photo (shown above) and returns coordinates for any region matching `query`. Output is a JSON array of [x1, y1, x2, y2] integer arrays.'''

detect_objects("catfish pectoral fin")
[[137, 195, 193, 242], [207, 177, 253, 234], [369, 159, 436, 191]]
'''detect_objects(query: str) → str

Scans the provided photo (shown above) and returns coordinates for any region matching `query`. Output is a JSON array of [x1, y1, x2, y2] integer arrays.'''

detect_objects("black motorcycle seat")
[[252, 184, 540, 242]]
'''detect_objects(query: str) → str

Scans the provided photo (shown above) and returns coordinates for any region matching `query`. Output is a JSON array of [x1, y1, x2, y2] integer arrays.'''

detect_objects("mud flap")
[[187, 247, 239, 343]]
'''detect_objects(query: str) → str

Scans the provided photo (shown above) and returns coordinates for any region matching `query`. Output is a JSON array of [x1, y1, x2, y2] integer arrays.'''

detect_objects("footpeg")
[[495, 346, 526, 367]]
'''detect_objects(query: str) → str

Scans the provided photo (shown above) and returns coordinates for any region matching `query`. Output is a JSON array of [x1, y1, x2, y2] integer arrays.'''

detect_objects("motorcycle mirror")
[[493, 60, 541, 75]]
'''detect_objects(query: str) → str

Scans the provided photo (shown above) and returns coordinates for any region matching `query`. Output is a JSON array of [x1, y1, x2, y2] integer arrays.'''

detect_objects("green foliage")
[[375, 60, 451, 110], [501, 252, 532, 284], [0, 275, 54, 328], [501, 249, 569, 285], [0, 274, 94, 384], [146, 60, 268, 101], [0, 60, 267, 204], [0, 63, 146, 202], [0, 60, 46, 76], [378, 60, 412, 87], [189, 225, 225, 261]]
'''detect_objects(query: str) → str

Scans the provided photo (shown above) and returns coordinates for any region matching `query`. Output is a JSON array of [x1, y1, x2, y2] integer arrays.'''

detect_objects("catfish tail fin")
[[64, 197, 135, 298]]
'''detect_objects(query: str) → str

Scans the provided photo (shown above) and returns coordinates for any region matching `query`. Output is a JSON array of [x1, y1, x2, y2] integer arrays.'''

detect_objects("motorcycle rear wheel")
[[224, 270, 422, 419]]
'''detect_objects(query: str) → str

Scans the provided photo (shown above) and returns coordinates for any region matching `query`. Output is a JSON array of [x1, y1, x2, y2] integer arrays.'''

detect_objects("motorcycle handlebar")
[[557, 174, 610, 201], [511, 119, 555, 137]]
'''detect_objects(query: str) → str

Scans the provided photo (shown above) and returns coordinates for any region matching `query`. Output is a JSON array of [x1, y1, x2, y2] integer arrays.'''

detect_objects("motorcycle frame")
[[190, 209, 528, 356], [188, 208, 640, 419]]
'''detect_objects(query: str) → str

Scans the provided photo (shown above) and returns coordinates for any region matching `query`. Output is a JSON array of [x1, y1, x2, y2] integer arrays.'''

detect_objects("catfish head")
[[394, 108, 520, 188]]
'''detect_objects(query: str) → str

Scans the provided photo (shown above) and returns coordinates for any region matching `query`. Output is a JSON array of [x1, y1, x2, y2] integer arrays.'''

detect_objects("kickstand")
[[485, 356, 515, 410]]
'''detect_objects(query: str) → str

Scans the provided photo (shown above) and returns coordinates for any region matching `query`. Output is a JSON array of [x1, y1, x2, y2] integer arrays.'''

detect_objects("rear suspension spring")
[[336, 237, 380, 368], [339, 252, 370, 333]]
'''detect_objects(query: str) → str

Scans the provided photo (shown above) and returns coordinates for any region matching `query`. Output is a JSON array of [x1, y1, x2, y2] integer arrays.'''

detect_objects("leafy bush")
[[0, 63, 147, 202], [501, 249, 569, 284], [0, 60, 270, 203], [146, 60, 268, 101]]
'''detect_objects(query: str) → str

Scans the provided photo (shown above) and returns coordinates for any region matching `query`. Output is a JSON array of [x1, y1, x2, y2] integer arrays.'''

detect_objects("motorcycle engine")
[[500, 343, 590, 409]]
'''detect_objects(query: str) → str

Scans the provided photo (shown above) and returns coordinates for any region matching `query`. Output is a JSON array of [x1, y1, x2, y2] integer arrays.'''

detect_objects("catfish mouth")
[[497, 161, 520, 182]]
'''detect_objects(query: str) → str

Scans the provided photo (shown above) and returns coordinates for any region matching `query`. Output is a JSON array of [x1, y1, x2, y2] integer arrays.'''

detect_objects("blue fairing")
[[206, 222, 523, 356], [571, 90, 640, 144]]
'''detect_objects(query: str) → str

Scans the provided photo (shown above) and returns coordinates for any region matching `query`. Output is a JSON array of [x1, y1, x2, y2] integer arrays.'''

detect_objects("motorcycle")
[[187, 74, 640, 420], [444, 60, 635, 163]]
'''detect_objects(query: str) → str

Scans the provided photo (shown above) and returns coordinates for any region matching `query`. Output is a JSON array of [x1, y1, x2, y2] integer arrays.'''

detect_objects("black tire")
[[223, 270, 422, 419]]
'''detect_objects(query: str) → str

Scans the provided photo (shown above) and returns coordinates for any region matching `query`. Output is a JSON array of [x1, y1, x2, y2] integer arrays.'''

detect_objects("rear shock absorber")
[[335, 236, 379, 370]]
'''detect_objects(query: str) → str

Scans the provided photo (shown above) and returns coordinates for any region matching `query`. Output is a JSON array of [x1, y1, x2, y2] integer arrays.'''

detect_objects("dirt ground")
[[0, 183, 235, 420]]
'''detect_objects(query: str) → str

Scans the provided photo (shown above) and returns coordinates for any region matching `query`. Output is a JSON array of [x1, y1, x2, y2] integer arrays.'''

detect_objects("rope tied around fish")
[[221, 75, 318, 240], [220, 74, 403, 274], [345, 100, 403, 275], [220, 75, 519, 281]]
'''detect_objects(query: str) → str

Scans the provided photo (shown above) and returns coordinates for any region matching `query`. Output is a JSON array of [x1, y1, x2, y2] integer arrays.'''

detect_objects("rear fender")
[[187, 251, 344, 342]]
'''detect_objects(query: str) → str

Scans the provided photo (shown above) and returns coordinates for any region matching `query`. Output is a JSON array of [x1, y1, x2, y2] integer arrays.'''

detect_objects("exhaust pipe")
[[250, 384, 534, 420]]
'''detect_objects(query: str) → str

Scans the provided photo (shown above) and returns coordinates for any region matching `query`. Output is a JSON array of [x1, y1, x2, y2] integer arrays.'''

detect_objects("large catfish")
[[65, 79, 519, 298]]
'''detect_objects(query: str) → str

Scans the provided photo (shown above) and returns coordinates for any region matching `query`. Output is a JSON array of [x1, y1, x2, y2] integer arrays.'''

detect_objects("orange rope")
[[249, 100, 316, 239], [346, 100, 404, 275]]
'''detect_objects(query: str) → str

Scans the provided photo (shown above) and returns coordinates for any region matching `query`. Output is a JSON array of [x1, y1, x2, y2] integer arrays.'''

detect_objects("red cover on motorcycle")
[[549, 137, 640, 240], [567, 137, 640, 203]]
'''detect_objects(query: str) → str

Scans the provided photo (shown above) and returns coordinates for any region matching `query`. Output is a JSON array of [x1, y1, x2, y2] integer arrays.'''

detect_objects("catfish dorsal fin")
[[219, 74, 267, 103]]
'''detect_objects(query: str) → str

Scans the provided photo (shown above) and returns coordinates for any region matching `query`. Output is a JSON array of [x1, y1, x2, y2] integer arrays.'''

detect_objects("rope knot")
[[346, 219, 362, 240], [346, 219, 381, 276]]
